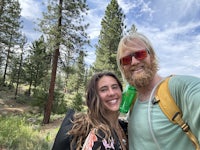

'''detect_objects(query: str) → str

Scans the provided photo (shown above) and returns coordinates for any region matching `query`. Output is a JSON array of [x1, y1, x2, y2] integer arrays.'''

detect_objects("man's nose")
[[131, 56, 140, 65]]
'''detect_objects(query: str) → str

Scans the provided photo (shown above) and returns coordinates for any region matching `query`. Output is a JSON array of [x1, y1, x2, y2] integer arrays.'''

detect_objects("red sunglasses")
[[120, 50, 148, 65]]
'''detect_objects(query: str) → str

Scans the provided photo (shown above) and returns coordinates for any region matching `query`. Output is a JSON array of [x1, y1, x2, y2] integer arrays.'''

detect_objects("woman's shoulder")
[[52, 109, 75, 150], [119, 119, 128, 135]]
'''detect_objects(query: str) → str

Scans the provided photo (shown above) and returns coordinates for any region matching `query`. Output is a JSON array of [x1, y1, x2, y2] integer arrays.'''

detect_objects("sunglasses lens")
[[120, 50, 148, 65], [120, 55, 132, 65], [135, 50, 147, 60]]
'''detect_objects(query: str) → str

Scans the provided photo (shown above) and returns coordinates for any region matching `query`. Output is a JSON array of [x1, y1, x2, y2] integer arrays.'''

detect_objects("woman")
[[52, 71, 128, 150]]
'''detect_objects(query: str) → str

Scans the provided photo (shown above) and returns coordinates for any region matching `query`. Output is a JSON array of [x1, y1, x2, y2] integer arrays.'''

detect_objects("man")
[[116, 32, 200, 150]]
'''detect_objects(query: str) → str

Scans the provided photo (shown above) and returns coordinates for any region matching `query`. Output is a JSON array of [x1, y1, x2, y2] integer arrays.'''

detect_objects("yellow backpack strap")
[[155, 76, 200, 150]]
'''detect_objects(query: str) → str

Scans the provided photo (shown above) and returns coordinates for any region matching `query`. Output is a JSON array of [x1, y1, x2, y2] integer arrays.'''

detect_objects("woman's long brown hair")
[[68, 71, 123, 149]]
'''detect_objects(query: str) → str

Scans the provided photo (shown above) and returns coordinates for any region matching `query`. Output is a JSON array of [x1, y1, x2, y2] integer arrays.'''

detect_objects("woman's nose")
[[108, 88, 115, 95]]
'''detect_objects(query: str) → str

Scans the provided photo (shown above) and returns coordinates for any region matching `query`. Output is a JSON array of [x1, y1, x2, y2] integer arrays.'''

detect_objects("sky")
[[18, 0, 200, 77]]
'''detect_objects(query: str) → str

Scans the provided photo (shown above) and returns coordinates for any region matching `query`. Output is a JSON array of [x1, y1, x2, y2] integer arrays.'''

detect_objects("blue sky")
[[19, 0, 200, 77]]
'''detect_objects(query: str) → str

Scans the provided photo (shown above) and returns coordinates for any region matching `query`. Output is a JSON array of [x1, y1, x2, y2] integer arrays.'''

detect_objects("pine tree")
[[13, 35, 27, 99], [23, 36, 50, 96], [66, 50, 86, 110], [127, 24, 137, 34], [0, 0, 23, 84], [92, 0, 126, 78], [38, 0, 89, 123]]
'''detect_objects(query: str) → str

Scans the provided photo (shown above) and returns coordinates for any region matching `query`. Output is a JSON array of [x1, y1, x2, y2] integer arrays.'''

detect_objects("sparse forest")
[[0, 0, 134, 149]]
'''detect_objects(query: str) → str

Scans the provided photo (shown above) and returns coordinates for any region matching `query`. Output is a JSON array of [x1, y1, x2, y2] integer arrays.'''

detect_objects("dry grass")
[[0, 88, 64, 150]]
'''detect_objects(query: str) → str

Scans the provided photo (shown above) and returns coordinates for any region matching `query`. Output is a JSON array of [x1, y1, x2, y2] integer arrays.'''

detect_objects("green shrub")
[[52, 91, 67, 114], [0, 115, 52, 150], [31, 88, 48, 110], [72, 93, 83, 111]]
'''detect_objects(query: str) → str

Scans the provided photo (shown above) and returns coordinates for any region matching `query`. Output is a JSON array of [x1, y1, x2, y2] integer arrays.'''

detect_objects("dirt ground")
[[0, 98, 63, 132]]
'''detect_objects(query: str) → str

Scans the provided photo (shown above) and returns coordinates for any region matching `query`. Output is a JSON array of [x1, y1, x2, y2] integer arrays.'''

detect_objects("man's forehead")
[[124, 38, 146, 50]]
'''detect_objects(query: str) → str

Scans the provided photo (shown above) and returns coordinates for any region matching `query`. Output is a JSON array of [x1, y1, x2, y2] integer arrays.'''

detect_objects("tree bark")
[[43, 48, 60, 124], [43, 0, 63, 124]]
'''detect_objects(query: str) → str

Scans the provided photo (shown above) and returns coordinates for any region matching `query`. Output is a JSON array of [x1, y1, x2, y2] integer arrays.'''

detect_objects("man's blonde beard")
[[124, 59, 158, 88]]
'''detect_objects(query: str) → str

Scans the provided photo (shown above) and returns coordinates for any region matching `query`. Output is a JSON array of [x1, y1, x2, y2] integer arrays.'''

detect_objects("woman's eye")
[[100, 88, 107, 92], [112, 85, 119, 89]]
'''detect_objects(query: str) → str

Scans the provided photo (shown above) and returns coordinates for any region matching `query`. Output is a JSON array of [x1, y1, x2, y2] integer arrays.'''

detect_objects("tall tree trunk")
[[43, 0, 62, 124], [15, 44, 24, 99], [43, 48, 60, 124], [3, 34, 12, 84]]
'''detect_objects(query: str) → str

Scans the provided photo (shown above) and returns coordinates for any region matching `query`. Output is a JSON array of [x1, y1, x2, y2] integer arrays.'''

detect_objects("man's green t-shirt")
[[128, 75, 200, 150]]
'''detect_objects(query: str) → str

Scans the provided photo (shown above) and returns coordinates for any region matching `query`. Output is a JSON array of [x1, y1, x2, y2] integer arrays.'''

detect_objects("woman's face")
[[97, 76, 122, 112]]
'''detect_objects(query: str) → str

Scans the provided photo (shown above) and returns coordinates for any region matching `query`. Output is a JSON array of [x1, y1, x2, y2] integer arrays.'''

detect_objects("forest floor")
[[0, 88, 67, 149], [0, 97, 63, 134]]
